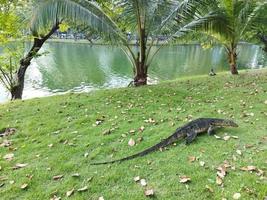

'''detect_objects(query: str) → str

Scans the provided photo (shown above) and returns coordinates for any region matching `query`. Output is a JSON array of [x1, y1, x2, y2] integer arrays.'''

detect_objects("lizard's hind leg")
[[207, 125, 216, 135], [185, 131, 197, 145]]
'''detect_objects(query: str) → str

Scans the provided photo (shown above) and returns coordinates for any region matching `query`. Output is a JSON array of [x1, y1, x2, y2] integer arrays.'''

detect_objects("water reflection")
[[0, 43, 266, 102]]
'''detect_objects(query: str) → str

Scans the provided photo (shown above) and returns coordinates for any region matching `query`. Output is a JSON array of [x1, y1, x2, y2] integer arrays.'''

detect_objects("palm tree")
[[31, 0, 215, 86], [198, 0, 267, 74]]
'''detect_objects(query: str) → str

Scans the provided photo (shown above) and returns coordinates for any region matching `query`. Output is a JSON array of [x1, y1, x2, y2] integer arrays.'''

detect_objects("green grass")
[[0, 69, 266, 200]]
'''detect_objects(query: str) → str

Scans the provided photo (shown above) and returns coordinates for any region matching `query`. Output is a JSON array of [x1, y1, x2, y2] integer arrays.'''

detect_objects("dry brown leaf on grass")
[[50, 195, 61, 200], [77, 186, 88, 192], [240, 166, 257, 171], [214, 135, 221, 139], [66, 188, 74, 197], [199, 161, 205, 167], [231, 136, 239, 139], [129, 129, 135, 134], [205, 185, 214, 193], [12, 163, 28, 170], [236, 150, 242, 155], [128, 138, 135, 146], [53, 175, 64, 180], [140, 179, 147, 186], [145, 189, 154, 197], [233, 192, 241, 199], [223, 135, 231, 141], [20, 183, 28, 190], [216, 165, 227, 179], [139, 126, 145, 132], [0, 140, 12, 147], [3, 153, 14, 161], [188, 156, 196, 162], [71, 173, 80, 177], [216, 176, 223, 186], [134, 176, 140, 182], [179, 176, 191, 183]]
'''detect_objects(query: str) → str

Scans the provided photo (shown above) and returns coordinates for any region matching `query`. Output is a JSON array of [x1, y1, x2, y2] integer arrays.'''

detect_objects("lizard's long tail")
[[90, 134, 177, 165]]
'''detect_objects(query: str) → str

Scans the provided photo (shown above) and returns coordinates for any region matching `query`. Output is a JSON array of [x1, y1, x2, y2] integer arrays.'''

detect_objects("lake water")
[[0, 42, 266, 102]]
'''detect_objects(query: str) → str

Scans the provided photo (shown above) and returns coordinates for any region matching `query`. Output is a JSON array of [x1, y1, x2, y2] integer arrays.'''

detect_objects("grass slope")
[[0, 69, 267, 200]]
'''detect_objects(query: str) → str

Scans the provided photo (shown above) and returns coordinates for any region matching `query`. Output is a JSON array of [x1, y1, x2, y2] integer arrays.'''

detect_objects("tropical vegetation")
[[197, 0, 267, 74], [0, 0, 266, 100]]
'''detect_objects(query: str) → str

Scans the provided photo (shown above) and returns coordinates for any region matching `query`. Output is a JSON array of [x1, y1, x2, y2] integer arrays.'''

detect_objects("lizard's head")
[[211, 119, 238, 127]]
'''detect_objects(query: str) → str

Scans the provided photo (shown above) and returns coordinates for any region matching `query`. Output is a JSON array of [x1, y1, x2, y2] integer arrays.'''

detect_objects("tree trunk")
[[258, 34, 267, 53], [133, 27, 147, 86], [227, 44, 238, 75], [10, 66, 27, 100], [11, 23, 60, 100], [134, 61, 147, 86]]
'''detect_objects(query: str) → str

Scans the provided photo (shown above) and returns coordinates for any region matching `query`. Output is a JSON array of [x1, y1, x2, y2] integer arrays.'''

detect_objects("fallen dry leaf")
[[0, 140, 12, 147], [216, 176, 223, 185], [26, 174, 34, 180], [236, 150, 242, 155], [12, 163, 28, 170], [233, 192, 241, 199], [66, 188, 74, 197], [199, 161, 205, 167], [188, 156, 196, 162], [53, 175, 64, 180], [0, 176, 8, 181], [214, 135, 221, 139], [134, 176, 140, 182], [217, 171, 226, 179], [72, 173, 80, 177], [231, 136, 239, 139], [50, 195, 61, 200], [0, 128, 17, 137], [129, 129, 135, 134], [128, 138, 135, 147], [77, 186, 88, 192], [95, 120, 103, 125], [205, 185, 214, 193], [216, 166, 227, 179], [240, 166, 257, 171], [144, 189, 154, 197], [223, 135, 231, 141], [179, 176, 191, 183], [140, 179, 147, 186], [20, 183, 28, 190], [3, 153, 14, 161], [139, 126, 145, 132]]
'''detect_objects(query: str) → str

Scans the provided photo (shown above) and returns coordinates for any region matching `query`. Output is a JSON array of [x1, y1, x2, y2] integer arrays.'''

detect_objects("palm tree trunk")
[[134, 60, 147, 86], [133, 27, 147, 86], [227, 44, 238, 75], [11, 23, 60, 100], [258, 34, 267, 53]]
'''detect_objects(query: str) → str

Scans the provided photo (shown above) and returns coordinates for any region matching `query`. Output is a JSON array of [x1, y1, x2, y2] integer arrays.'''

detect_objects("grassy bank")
[[0, 69, 266, 200]]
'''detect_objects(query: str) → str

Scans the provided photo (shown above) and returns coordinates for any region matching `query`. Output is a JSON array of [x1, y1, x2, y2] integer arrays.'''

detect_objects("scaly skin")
[[91, 118, 238, 165]]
